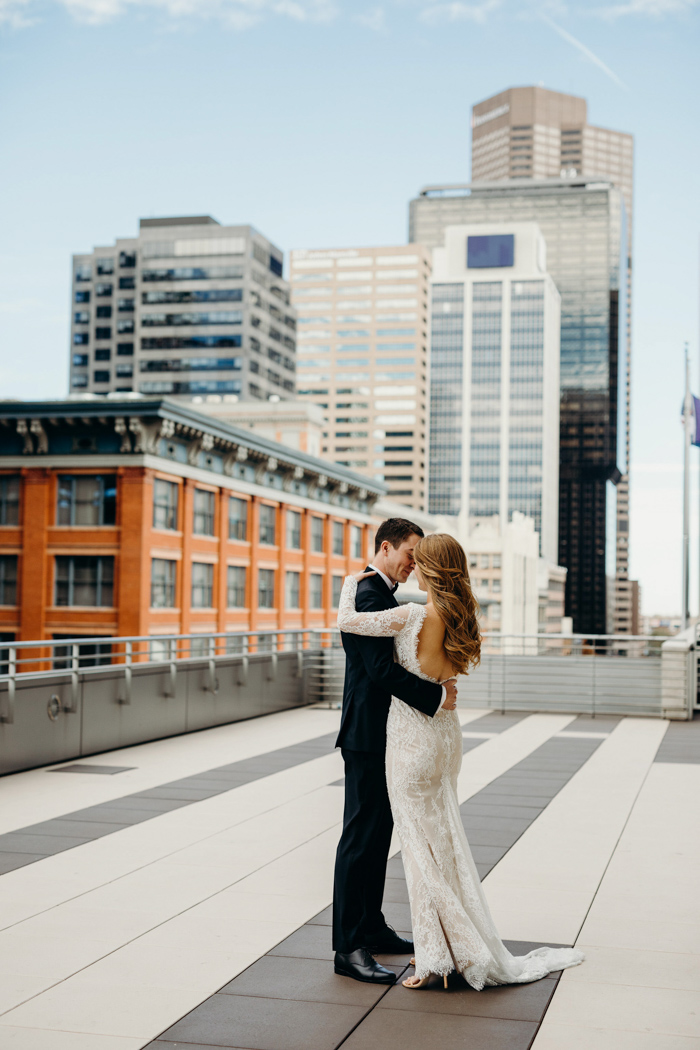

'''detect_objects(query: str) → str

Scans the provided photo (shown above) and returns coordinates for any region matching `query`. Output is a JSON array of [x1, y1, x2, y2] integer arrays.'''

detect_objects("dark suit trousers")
[[332, 748, 394, 954]]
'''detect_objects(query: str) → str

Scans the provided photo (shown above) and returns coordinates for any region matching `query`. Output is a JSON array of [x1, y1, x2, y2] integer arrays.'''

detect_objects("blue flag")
[[693, 396, 700, 447]]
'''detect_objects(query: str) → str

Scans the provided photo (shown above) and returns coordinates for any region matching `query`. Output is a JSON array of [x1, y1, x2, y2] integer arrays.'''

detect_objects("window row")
[[0, 554, 349, 610], [0, 475, 365, 558], [154, 480, 363, 554], [151, 560, 344, 610]]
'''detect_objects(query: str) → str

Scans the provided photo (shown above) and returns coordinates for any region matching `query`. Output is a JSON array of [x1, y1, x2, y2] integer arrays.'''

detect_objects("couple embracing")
[[332, 517, 583, 990]]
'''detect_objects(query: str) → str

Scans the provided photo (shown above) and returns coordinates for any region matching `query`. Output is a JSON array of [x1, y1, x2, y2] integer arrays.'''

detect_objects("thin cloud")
[[541, 14, 629, 89], [3, 0, 339, 27], [594, 0, 698, 16], [0, 0, 35, 26], [419, 0, 501, 23], [356, 5, 386, 29]]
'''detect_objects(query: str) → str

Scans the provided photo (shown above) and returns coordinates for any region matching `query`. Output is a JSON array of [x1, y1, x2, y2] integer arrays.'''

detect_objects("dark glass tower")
[[411, 178, 627, 635]]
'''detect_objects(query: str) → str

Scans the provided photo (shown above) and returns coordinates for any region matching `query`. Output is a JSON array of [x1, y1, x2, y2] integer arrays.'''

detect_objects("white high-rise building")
[[429, 222, 561, 564]]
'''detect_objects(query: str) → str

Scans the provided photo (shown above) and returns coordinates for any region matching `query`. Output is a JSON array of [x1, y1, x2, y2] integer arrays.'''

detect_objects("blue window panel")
[[467, 235, 514, 269]]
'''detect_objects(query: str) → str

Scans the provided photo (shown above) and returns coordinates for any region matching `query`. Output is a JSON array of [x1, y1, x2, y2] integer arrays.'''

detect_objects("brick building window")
[[229, 497, 248, 540], [227, 565, 246, 608], [151, 558, 176, 608], [57, 475, 116, 526], [191, 562, 214, 607], [351, 525, 363, 559], [311, 516, 324, 552], [193, 489, 215, 536], [309, 573, 323, 609], [259, 504, 276, 545], [153, 479, 179, 530], [286, 510, 302, 549], [258, 568, 275, 609], [0, 556, 18, 605], [285, 570, 300, 609], [0, 476, 20, 525], [55, 556, 114, 607], [332, 521, 344, 556], [332, 575, 343, 609]]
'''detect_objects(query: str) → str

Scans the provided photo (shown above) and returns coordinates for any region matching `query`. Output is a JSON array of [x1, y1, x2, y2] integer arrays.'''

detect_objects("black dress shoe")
[[334, 948, 397, 984], [365, 926, 414, 955]]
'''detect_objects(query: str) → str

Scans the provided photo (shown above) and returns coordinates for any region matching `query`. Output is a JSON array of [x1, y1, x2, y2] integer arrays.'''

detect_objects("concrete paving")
[[0, 707, 697, 1048]]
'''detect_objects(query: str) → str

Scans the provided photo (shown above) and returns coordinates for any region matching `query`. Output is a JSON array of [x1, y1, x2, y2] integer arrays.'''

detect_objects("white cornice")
[[0, 454, 376, 524]]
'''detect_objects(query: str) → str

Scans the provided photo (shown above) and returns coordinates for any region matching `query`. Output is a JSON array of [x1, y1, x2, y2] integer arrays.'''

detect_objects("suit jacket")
[[335, 570, 442, 755]]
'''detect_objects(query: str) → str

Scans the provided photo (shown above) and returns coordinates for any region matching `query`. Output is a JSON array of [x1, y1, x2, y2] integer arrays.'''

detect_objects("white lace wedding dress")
[[338, 575, 584, 989]]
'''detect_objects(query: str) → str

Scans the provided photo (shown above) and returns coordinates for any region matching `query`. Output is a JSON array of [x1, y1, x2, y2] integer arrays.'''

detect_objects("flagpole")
[[682, 342, 692, 629]]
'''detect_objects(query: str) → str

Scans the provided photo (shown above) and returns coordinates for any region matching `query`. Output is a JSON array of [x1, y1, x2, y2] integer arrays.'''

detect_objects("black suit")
[[332, 570, 442, 953]]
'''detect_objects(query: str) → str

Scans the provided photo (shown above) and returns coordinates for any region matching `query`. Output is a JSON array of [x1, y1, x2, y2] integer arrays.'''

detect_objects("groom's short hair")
[[374, 517, 424, 554]]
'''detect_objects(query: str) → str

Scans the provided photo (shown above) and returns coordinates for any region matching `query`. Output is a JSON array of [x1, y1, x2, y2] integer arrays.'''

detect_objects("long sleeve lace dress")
[[337, 575, 584, 989]]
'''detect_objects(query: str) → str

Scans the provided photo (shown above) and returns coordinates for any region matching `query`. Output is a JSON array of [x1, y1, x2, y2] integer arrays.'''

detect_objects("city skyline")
[[0, 2, 698, 613]]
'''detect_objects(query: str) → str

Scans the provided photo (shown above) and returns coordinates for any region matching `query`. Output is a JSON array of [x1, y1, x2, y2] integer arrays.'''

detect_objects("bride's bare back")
[[416, 605, 457, 683]]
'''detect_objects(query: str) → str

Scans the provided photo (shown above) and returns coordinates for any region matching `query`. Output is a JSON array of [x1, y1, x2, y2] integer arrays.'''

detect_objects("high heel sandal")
[[402, 973, 449, 989]]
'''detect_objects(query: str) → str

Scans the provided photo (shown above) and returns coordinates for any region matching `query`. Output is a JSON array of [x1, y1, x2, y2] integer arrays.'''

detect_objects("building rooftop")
[[139, 216, 222, 228], [0, 702, 696, 1048], [0, 397, 385, 509], [416, 175, 617, 197]]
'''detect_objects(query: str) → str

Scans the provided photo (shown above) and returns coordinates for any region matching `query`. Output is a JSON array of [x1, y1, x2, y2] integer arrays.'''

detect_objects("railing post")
[[165, 636, 177, 699], [206, 636, 219, 695], [117, 641, 132, 705], [0, 645, 16, 724], [66, 642, 80, 714], [267, 635, 278, 681]]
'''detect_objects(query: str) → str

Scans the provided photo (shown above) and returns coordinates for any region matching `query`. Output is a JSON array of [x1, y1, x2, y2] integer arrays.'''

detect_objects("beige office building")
[[289, 245, 430, 511], [471, 86, 633, 225], [471, 86, 636, 637]]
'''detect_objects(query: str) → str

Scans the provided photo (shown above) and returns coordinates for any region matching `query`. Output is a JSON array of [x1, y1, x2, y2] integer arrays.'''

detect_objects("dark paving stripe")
[[0, 732, 340, 875], [465, 712, 529, 733], [47, 763, 136, 774], [565, 715, 621, 733], [654, 712, 700, 763], [146, 732, 603, 1050]]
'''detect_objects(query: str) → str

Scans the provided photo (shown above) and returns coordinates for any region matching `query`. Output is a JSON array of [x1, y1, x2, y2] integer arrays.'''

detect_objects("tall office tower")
[[471, 86, 635, 636], [410, 178, 627, 636], [69, 216, 296, 401], [430, 223, 561, 564], [471, 87, 633, 220], [288, 245, 431, 510]]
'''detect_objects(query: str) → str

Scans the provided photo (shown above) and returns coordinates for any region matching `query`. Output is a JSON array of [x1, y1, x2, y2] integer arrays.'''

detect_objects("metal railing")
[[0, 628, 343, 726], [0, 625, 691, 777]]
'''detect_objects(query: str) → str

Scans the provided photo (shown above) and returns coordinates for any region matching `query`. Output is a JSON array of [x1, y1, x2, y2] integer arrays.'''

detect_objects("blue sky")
[[1, 0, 698, 614]]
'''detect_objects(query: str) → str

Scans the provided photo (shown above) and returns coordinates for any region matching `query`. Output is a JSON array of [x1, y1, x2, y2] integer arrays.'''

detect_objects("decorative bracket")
[[254, 456, 277, 484], [16, 419, 32, 454], [307, 473, 328, 499], [187, 431, 215, 466], [114, 417, 131, 452], [223, 444, 250, 476], [282, 465, 304, 491]]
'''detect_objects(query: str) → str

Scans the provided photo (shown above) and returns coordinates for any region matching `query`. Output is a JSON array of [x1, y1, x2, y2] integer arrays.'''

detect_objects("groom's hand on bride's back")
[[442, 678, 458, 711]]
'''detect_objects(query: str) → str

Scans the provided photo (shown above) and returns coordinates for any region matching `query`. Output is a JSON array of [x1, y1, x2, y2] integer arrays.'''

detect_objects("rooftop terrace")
[[0, 703, 697, 1049]]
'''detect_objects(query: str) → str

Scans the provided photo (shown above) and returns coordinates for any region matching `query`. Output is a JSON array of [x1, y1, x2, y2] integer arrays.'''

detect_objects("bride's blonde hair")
[[413, 533, 481, 676]]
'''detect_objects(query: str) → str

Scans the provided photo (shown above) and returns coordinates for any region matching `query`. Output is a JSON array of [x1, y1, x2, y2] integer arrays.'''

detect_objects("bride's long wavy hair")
[[413, 533, 481, 676]]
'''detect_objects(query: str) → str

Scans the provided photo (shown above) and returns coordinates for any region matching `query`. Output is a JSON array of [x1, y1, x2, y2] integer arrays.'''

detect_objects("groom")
[[332, 517, 458, 984]]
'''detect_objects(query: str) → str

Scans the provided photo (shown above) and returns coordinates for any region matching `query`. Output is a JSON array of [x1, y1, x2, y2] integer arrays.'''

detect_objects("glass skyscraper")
[[429, 223, 561, 566], [412, 178, 627, 635]]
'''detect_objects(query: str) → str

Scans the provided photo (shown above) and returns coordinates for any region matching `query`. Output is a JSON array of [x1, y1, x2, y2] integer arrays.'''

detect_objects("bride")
[[337, 532, 584, 990]]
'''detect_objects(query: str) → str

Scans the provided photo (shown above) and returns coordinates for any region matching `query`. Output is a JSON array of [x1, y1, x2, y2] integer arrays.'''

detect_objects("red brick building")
[[0, 399, 383, 650]]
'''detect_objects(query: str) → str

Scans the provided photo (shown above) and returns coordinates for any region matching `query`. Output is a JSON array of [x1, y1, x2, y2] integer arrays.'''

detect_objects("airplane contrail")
[[541, 14, 629, 91]]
